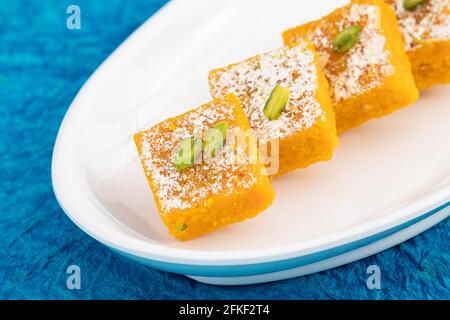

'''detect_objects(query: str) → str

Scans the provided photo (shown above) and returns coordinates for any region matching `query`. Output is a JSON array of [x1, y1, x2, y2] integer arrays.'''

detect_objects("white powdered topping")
[[308, 4, 394, 103], [137, 99, 259, 212], [209, 40, 323, 144], [389, 0, 450, 51]]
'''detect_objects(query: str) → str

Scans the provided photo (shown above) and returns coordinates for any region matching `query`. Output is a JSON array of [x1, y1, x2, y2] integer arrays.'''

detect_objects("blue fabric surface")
[[0, 0, 449, 300]]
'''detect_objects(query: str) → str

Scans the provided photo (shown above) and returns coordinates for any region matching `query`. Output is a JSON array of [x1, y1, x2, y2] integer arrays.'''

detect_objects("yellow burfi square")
[[385, 0, 450, 89], [209, 39, 338, 176], [134, 94, 275, 241], [283, 0, 419, 133]]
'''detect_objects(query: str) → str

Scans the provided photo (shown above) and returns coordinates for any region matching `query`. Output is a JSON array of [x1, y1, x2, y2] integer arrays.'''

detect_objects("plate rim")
[[51, 0, 450, 267], [65, 201, 450, 276]]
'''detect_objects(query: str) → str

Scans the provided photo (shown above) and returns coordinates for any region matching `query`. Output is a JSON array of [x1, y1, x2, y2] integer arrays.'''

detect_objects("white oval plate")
[[52, 0, 450, 285]]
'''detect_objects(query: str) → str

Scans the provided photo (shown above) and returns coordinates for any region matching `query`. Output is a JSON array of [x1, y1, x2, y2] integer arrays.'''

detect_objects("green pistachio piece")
[[403, 0, 425, 11], [333, 25, 361, 53], [174, 223, 187, 232], [263, 85, 290, 121], [173, 136, 202, 170], [203, 121, 227, 158]]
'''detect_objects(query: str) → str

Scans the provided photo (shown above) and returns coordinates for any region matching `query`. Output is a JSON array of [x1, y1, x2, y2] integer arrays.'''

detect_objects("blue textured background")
[[0, 0, 449, 300]]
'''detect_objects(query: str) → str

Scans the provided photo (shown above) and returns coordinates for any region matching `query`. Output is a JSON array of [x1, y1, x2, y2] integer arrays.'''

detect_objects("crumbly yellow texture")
[[409, 40, 450, 89], [385, 0, 450, 89], [134, 94, 275, 241], [209, 40, 338, 176], [283, 0, 419, 133]]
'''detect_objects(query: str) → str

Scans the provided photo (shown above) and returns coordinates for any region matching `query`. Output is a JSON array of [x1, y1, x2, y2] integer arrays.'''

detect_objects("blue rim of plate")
[[111, 201, 449, 277]]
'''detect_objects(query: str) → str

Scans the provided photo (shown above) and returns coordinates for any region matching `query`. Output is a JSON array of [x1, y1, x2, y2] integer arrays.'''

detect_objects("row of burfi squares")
[[282, 0, 448, 131], [135, 0, 449, 240]]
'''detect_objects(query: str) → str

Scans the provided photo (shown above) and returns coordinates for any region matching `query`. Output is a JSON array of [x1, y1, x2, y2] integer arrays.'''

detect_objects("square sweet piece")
[[209, 39, 338, 176], [283, 0, 419, 133], [385, 0, 450, 89], [134, 94, 275, 241]]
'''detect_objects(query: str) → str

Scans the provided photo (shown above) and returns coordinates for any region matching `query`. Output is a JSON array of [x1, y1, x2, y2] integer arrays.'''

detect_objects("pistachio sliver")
[[333, 25, 361, 53], [203, 121, 227, 158], [403, 0, 425, 11], [174, 223, 187, 232], [263, 85, 290, 121], [173, 136, 202, 170]]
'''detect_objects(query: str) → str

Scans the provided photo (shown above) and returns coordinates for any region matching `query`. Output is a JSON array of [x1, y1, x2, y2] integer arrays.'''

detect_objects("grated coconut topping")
[[209, 40, 324, 144], [136, 99, 259, 212], [298, 4, 395, 103], [387, 0, 450, 51]]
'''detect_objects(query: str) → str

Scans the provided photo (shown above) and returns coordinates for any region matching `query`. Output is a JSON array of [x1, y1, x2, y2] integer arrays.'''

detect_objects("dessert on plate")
[[209, 39, 338, 176], [283, 0, 419, 133], [134, 94, 275, 241], [384, 0, 450, 89]]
